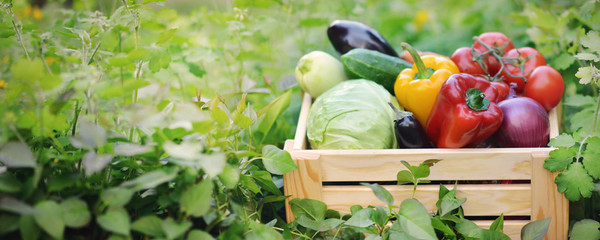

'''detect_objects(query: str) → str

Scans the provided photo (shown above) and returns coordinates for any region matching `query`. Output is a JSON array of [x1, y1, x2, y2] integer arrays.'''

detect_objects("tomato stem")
[[472, 37, 528, 83], [401, 42, 433, 79]]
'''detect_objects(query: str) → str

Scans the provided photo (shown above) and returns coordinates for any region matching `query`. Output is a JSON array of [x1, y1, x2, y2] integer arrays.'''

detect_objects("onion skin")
[[495, 97, 549, 147]]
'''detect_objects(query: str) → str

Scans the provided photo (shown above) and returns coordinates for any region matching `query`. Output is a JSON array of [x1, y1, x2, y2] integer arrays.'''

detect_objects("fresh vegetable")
[[500, 47, 547, 91], [400, 50, 444, 64], [306, 80, 398, 149], [450, 47, 487, 75], [394, 42, 460, 127], [524, 66, 565, 111], [426, 74, 503, 148], [327, 20, 399, 57], [450, 47, 511, 101], [295, 51, 348, 98], [341, 48, 412, 94], [472, 32, 515, 75], [494, 97, 549, 147], [388, 103, 433, 148]]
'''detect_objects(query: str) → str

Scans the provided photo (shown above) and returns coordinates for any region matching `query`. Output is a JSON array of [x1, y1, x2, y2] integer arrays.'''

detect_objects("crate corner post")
[[283, 140, 323, 223], [530, 151, 569, 240]]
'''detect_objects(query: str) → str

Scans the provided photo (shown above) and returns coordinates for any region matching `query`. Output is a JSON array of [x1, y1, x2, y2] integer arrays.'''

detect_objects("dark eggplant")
[[388, 103, 433, 148], [327, 20, 399, 57]]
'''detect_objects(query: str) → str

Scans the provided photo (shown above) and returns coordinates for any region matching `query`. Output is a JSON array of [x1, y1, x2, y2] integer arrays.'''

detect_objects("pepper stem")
[[401, 42, 433, 79], [465, 88, 490, 111]]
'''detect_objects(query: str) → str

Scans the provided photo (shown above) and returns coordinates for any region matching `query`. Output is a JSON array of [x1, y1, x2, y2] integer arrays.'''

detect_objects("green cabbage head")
[[307, 79, 397, 149]]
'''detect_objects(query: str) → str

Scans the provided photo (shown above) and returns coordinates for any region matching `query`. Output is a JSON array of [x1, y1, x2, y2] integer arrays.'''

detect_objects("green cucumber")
[[341, 48, 412, 95]]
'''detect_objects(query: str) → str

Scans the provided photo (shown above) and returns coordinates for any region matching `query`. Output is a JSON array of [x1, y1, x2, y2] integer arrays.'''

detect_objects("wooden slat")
[[292, 92, 312, 150], [475, 220, 527, 240], [289, 148, 548, 182], [548, 106, 560, 138], [531, 151, 569, 240], [322, 184, 531, 216], [283, 140, 323, 222]]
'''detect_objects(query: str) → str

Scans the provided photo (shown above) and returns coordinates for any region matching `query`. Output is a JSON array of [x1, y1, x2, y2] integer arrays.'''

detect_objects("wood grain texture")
[[322, 184, 531, 216], [531, 151, 569, 240], [283, 140, 323, 222], [475, 220, 528, 240]]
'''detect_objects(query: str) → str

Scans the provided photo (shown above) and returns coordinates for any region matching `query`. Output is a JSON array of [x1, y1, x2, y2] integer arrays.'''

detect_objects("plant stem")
[[592, 92, 600, 136], [401, 42, 431, 79], [472, 37, 527, 81], [3, 5, 32, 61], [272, 227, 312, 239]]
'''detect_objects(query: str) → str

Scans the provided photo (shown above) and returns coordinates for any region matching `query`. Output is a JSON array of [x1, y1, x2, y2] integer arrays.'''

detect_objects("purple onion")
[[495, 97, 549, 147]]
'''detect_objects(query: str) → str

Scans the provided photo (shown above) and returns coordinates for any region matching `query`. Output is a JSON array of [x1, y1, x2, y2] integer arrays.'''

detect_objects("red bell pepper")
[[426, 73, 503, 148]]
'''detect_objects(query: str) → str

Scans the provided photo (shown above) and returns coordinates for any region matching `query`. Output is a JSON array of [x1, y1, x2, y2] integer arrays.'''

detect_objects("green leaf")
[[10, 58, 45, 85], [20, 215, 41, 240], [0, 196, 36, 215], [360, 183, 394, 206], [33, 200, 64, 239], [187, 62, 206, 78], [101, 187, 134, 206], [121, 168, 178, 191], [397, 170, 415, 185], [480, 229, 511, 240], [0, 141, 36, 168], [156, 28, 177, 44], [187, 230, 215, 240], [439, 191, 467, 217], [40, 74, 62, 90], [456, 218, 481, 238], [234, 111, 253, 129], [0, 173, 22, 193], [548, 134, 576, 148], [50, 88, 75, 115], [143, 0, 165, 4], [555, 162, 595, 201], [251, 170, 282, 195], [161, 218, 191, 239], [295, 215, 344, 231], [583, 136, 600, 179], [218, 165, 240, 189], [575, 66, 597, 85], [299, 17, 329, 27], [563, 95, 595, 107], [581, 31, 600, 53], [575, 52, 600, 62], [239, 174, 261, 194], [180, 179, 213, 217], [543, 147, 577, 172], [97, 207, 130, 235], [132, 215, 164, 237], [489, 214, 504, 232], [550, 52, 576, 70], [82, 151, 112, 176], [69, 119, 107, 149], [569, 219, 600, 240], [261, 145, 297, 175], [0, 213, 19, 235], [371, 206, 390, 228], [149, 48, 171, 73], [199, 153, 226, 177], [431, 217, 456, 239], [521, 217, 551, 240], [289, 198, 327, 221], [256, 90, 292, 137], [397, 198, 437, 240], [113, 142, 153, 156], [60, 198, 91, 228], [247, 221, 284, 240], [344, 208, 375, 228]]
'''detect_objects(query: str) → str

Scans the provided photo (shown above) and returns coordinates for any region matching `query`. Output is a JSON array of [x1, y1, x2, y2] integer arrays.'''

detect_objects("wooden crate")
[[283, 92, 569, 240]]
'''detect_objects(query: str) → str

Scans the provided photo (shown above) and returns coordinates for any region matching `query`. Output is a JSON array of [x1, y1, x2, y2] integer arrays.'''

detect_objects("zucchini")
[[341, 48, 412, 94]]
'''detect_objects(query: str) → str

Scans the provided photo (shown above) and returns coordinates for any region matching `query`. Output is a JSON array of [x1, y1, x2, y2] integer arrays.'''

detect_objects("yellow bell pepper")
[[394, 43, 459, 127]]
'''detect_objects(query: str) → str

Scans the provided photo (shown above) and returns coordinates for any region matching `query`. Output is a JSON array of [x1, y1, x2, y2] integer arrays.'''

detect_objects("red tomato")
[[501, 47, 546, 91], [473, 32, 515, 75], [524, 66, 564, 111], [450, 47, 486, 75], [491, 81, 510, 102]]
